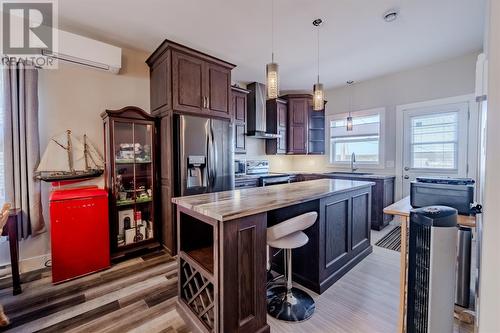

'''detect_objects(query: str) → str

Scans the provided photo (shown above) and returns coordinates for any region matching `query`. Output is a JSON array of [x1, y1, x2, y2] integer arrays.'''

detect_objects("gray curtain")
[[3, 61, 45, 238]]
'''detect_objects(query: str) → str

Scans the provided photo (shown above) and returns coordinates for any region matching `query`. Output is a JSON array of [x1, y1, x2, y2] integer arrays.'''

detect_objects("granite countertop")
[[321, 172, 396, 180], [271, 171, 395, 180], [235, 171, 395, 181], [172, 179, 374, 222]]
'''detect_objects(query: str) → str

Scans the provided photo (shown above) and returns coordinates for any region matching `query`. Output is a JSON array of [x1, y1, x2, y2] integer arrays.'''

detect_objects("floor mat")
[[375, 226, 401, 252]]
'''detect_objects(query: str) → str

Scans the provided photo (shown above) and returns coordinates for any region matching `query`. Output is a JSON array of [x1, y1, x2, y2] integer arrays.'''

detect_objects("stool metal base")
[[267, 286, 315, 322]]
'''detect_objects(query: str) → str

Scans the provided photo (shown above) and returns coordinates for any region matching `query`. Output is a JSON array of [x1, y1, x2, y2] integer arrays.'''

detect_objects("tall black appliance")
[[173, 114, 234, 197]]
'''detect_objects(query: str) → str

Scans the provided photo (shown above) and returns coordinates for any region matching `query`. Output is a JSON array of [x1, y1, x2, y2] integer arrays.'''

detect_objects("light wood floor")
[[0, 227, 474, 333], [269, 225, 474, 333]]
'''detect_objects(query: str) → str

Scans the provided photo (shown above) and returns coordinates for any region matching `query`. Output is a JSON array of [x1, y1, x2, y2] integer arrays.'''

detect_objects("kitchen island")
[[172, 179, 374, 333]]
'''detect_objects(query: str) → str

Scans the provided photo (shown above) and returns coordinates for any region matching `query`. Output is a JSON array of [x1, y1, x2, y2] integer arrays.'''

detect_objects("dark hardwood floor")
[[0, 228, 474, 333], [0, 251, 188, 333]]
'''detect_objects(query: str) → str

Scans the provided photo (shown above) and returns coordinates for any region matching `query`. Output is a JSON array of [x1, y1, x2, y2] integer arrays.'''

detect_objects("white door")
[[401, 102, 469, 196]]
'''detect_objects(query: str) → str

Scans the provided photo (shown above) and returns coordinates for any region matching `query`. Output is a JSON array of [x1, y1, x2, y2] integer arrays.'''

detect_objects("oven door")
[[260, 175, 291, 187]]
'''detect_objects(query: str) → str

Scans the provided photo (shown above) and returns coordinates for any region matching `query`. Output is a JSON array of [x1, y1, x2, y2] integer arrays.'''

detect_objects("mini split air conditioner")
[[41, 29, 122, 74]]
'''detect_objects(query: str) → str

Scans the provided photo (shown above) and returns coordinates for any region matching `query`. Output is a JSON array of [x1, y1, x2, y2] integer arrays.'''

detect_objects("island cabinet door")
[[319, 193, 353, 278], [350, 189, 372, 257], [220, 213, 269, 333]]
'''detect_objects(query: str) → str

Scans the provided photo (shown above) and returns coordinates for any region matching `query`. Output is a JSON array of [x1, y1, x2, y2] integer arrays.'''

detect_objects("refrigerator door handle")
[[210, 121, 217, 185], [206, 120, 216, 189]]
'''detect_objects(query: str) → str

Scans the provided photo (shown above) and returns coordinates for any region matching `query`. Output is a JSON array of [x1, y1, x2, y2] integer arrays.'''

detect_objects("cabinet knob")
[[404, 175, 409, 179]]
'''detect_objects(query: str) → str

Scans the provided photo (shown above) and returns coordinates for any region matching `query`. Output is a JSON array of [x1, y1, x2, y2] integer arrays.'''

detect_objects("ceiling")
[[58, 0, 485, 90]]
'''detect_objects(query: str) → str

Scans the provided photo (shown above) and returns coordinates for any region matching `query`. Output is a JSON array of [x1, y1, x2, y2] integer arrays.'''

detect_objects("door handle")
[[404, 175, 409, 179], [202, 96, 206, 108], [206, 97, 210, 109]]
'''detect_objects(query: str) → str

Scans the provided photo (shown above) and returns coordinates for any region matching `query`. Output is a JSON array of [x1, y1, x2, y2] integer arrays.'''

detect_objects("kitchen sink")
[[325, 172, 373, 176]]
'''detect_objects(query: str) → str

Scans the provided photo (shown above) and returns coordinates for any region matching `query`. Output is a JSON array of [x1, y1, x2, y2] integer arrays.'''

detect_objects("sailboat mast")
[[67, 130, 75, 173], [84, 134, 90, 171]]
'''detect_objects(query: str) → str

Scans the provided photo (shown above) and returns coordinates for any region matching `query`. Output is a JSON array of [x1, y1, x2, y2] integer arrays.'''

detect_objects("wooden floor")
[[0, 227, 474, 333], [0, 251, 188, 333]]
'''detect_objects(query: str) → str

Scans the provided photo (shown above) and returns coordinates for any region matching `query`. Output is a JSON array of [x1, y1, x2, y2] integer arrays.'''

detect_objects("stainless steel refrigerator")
[[173, 114, 234, 197]]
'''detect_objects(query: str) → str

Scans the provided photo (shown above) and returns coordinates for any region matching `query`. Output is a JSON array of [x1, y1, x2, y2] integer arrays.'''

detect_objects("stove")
[[244, 160, 291, 187]]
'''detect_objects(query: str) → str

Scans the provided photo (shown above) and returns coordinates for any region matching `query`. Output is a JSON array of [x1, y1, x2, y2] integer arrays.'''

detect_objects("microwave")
[[234, 159, 246, 176]]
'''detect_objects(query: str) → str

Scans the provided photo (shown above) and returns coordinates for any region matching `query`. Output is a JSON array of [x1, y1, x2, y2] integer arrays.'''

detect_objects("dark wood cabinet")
[[266, 98, 287, 154], [101, 106, 161, 259], [146, 39, 236, 254], [285, 95, 309, 154], [231, 87, 249, 154], [308, 109, 326, 154], [147, 40, 235, 119], [276, 94, 326, 155], [172, 51, 204, 114], [207, 63, 231, 115], [318, 188, 371, 286], [268, 184, 373, 294], [324, 174, 395, 231]]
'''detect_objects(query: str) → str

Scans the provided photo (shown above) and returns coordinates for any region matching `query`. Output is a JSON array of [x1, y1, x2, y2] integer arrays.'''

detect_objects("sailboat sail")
[[36, 130, 104, 182], [36, 132, 73, 172]]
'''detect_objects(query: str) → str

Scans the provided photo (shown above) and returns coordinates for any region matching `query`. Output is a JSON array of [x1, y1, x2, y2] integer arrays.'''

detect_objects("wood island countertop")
[[172, 179, 374, 221]]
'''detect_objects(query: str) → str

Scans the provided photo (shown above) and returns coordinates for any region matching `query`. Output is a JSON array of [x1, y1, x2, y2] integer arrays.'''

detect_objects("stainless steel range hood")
[[246, 82, 280, 139]]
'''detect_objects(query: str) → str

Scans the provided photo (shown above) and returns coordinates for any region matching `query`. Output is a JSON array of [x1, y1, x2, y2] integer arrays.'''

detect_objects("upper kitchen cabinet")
[[266, 98, 288, 154], [308, 108, 325, 154], [171, 51, 204, 114], [283, 94, 310, 154], [206, 63, 231, 115], [146, 39, 235, 119], [280, 94, 326, 155], [231, 86, 249, 154]]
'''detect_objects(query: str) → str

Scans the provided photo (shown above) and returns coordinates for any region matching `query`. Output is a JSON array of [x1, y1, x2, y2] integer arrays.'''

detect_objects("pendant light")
[[312, 18, 324, 111], [266, 0, 279, 99], [346, 80, 354, 131]]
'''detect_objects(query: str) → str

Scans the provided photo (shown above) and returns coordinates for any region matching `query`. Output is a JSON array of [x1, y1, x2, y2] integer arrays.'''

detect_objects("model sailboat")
[[35, 130, 104, 182]]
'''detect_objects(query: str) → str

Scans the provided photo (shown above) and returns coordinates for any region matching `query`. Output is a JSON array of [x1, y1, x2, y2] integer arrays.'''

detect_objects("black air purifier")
[[406, 206, 458, 333]]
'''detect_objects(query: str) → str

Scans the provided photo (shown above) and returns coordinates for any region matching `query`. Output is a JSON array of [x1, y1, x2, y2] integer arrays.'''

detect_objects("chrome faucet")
[[351, 152, 358, 173]]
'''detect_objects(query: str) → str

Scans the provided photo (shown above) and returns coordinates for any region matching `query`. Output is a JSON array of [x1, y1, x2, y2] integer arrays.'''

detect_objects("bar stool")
[[266, 211, 317, 322]]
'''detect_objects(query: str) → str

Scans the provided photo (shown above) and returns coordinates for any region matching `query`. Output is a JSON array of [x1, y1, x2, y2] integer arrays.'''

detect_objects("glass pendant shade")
[[266, 62, 279, 99], [346, 115, 353, 131], [313, 82, 325, 111]]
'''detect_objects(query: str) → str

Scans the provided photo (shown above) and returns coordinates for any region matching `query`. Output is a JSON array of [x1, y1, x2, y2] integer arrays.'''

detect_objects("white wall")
[[0, 47, 150, 268], [478, 0, 500, 331], [288, 52, 479, 173], [0, 48, 481, 269]]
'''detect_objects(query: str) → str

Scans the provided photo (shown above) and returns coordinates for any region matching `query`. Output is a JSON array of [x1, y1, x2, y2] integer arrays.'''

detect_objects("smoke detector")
[[383, 9, 399, 22]]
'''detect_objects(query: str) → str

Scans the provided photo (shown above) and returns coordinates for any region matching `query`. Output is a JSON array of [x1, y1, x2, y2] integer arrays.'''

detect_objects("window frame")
[[327, 107, 386, 169]]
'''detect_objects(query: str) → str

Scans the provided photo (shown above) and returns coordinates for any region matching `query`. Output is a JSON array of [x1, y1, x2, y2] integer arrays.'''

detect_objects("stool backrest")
[[267, 211, 318, 242]]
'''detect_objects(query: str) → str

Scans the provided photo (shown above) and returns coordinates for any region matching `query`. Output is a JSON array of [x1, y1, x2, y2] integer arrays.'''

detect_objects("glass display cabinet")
[[102, 106, 160, 258]]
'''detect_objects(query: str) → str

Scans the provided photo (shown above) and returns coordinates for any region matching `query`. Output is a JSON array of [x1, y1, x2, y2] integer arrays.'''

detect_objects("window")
[[329, 109, 384, 166], [410, 112, 458, 169]]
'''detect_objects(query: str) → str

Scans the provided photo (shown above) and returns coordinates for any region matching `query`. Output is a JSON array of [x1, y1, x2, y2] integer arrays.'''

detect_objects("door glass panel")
[[134, 124, 154, 242], [410, 112, 458, 169]]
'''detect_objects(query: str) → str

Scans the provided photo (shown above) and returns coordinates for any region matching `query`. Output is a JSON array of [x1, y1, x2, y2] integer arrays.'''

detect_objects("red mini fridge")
[[50, 186, 110, 283]]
